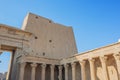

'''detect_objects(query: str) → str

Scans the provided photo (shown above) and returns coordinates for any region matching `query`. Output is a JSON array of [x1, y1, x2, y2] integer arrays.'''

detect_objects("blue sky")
[[0, 52, 11, 73], [0, 0, 120, 73]]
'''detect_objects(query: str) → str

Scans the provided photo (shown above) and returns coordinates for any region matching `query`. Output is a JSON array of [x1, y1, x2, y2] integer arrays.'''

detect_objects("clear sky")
[[0, 0, 120, 73]]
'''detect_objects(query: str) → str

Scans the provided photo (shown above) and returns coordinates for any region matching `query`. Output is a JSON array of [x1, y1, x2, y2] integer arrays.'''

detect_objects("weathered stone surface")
[[0, 13, 120, 80]]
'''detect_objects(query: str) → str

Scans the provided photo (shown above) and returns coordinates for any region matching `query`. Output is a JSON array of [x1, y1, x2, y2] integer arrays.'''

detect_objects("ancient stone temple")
[[0, 13, 120, 80]]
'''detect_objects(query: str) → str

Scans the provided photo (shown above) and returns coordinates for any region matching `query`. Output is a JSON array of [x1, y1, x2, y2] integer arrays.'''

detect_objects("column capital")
[[58, 65, 63, 80], [79, 60, 86, 66], [58, 65, 63, 71], [19, 62, 26, 80], [41, 64, 46, 80], [89, 58, 96, 80], [31, 63, 37, 80], [19, 62, 26, 67], [41, 63, 46, 68], [71, 62, 76, 80], [100, 56, 108, 63], [100, 56, 109, 80], [64, 64, 69, 80], [30, 63, 37, 68], [71, 62, 76, 68], [89, 58, 95, 62], [113, 54, 120, 60], [50, 64, 55, 69], [80, 60, 86, 80], [50, 64, 55, 80], [64, 64, 69, 68], [113, 53, 120, 79]]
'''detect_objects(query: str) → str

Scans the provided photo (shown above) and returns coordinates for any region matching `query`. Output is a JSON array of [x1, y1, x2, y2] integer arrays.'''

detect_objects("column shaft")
[[58, 65, 62, 80], [89, 58, 96, 80], [114, 54, 120, 80], [79, 60, 86, 80], [100, 56, 109, 80], [19, 62, 26, 80], [71, 63, 76, 80], [31, 63, 37, 80], [41, 64, 46, 80], [64, 64, 69, 80], [50, 64, 55, 80]]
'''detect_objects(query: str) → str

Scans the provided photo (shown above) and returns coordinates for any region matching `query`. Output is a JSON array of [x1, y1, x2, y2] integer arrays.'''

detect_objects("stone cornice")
[[17, 42, 120, 65], [0, 24, 32, 35], [18, 55, 60, 65], [61, 42, 120, 64], [76, 42, 120, 57]]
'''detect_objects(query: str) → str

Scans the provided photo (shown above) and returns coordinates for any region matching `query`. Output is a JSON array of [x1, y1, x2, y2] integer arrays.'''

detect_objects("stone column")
[[64, 64, 69, 80], [89, 58, 96, 80], [41, 64, 46, 80], [100, 56, 109, 80], [6, 53, 14, 80], [58, 65, 62, 80], [79, 60, 86, 80], [31, 63, 37, 80], [19, 62, 26, 80], [50, 64, 55, 80], [114, 53, 120, 80], [71, 62, 76, 80]]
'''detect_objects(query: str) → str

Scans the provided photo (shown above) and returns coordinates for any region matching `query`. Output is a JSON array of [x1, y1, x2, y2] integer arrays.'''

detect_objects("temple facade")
[[0, 13, 120, 80]]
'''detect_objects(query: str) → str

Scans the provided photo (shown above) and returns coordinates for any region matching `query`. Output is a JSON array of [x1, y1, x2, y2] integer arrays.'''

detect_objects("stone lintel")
[[18, 56, 60, 65]]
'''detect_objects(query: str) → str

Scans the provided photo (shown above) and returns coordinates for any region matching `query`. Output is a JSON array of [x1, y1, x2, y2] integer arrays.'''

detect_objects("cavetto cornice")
[[0, 24, 32, 36], [61, 42, 120, 64]]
